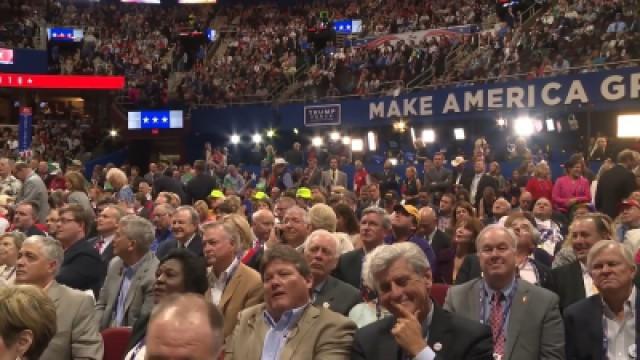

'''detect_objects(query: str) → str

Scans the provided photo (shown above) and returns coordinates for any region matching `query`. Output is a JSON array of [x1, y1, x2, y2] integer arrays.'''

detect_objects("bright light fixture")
[[230, 134, 240, 144], [266, 129, 275, 138], [252, 133, 262, 144], [514, 117, 535, 137], [421, 129, 435, 143], [367, 131, 377, 151], [454, 128, 465, 140], [109, 129, 118, 137], [329, 131, 341, 141], [342, 136, 351, 145], [389, 158, 398, 166], [497, 117, 506, 127], [618, 114, 640, 138], [311, 136, 323, 147], [351, 138, 364, 152], [545, 118, 555, 132]]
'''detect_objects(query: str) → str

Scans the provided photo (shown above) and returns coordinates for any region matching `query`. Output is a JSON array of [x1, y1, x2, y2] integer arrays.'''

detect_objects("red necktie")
[[489, 292, 506, 356], [95, 238, 104, 253]]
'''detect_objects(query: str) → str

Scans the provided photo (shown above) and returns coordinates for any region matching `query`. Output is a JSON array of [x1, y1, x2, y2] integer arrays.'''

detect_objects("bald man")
[[417, 206, 451, 254], [145, 294, 224, 360]]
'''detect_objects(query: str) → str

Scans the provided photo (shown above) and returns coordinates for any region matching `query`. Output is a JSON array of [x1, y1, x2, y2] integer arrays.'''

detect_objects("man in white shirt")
[[202, 221, 263, 337], [532, 197, 564, 256], [564, 240, 638, 358]]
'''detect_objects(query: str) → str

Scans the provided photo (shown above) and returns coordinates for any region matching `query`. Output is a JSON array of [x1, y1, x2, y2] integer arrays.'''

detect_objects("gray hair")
[[252, 209, 274, 223], [476, 224, 519, 249], [304, 229, 340, 259], [365, 242, 430, 293], [285, 206, 310, 225], [118, 215, 155, 253], [494, 197, 512, 211], [587, 240, 637, 271], [176, 205, 200, 226], [22, 236, 64, 274], [201, 221, 242, 250], [361, 206, 392, 230]]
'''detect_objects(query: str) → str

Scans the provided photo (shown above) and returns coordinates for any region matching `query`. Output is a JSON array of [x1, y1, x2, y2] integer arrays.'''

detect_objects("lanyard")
[[479, 279, 519, 342], [601, 291, 640, 359]]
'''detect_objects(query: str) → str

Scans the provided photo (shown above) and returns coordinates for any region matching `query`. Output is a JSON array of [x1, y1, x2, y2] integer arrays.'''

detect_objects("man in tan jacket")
[[225, 244, 356, 359], [203, 221, 263, 337]]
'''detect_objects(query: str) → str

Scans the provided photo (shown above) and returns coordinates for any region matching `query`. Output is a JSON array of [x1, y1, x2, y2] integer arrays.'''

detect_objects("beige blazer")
[[41, 281, 104, 360], [225, 303, 356, 360], [95, 252, 159, 330], [205, 262, 264, 337]]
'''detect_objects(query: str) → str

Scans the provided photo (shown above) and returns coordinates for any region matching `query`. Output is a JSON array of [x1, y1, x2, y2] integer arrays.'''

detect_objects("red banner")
[[0, 73, 125, 90]]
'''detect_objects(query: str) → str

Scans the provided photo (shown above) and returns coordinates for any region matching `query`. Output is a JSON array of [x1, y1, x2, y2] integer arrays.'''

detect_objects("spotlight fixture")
[[454, 128, 465, 140], [108, 129, 118, 137], [311, 136, 323, 147], [329, 131, 341, 141], [342, 136, 351, 145], [252, 133, 262, 144], [514, 116, 534, 137], [351, 138, 364, 152], [421, 129, 435, 143], [367, 131, 377, 151], [266, 129, 275, 138], [230, 134, 240, 144]]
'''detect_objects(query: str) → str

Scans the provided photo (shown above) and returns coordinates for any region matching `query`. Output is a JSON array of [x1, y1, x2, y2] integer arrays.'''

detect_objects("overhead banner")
[[18, 107, 32, 153], [0, 49, 48, 74], [0, 73, 125, 89], [304, 104, 341, 126]]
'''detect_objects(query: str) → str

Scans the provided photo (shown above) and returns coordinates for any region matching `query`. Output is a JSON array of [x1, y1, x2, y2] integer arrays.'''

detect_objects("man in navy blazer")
[[156, 206, 204, 259]]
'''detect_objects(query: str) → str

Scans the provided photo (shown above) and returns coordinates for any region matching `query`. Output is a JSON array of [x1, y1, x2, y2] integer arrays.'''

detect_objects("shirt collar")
[[313, 279, 328, 294], [124, 254, 146, 279], [263, 302, 310, 330], [485, 276, 517, 298], [101, 233, 115, 245], [602, 287, 636, 318], [183, 233, 197, 248], [213, 257, 240, 283]]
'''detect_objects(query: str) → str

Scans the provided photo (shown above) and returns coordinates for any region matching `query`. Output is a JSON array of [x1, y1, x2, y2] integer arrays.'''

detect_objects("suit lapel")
[[280, 305, 319, 359], [504, 279, 529, 359], [220, 264, 244, 310], [427, 306, 453, 359], [46, 281, 63, 307], [588, 297, 604, 360], [124, 253, 151, 312], [245, 305, 269, 358], [571, 261, 587, 299], [467, 279, 482, 321], [314, 277, 337, 307]]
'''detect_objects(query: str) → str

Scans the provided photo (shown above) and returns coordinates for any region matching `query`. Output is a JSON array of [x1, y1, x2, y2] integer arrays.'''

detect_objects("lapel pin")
[[323, 302, 330, 309], [433, 342, 442, 352], [522, 296, 527, 303]]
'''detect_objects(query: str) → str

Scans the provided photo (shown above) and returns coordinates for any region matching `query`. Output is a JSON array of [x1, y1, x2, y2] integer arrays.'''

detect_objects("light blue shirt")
[[114, 258, 144, 326], [412, 303, 436, 360], [261, 303, 309, 360], [481, 277, 517, 334]]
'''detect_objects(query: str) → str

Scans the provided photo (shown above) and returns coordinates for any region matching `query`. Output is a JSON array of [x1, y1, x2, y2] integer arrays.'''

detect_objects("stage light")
[[266, 129, 275, 138], [108, 129, 118, 137], [351, 138, 364, 152], [367, 131, 377, 151], [389, 158, 398, 166], [329, 131, 341, 141], [514, 116, 534, 136], [342, 136, 351, 145], [230, 134, 240, 144], [617, 114, 640, 138], [410, 127, 416, 143], [497, 117, 506, 127], [252, 133, 262, 144], [312, 136, 323, 147], [393, 120, 407, 133], [454, 128, 465, 140], [421, 129, 435, 143], [293, 128, 299, 134], [545, 118, 555, 132]]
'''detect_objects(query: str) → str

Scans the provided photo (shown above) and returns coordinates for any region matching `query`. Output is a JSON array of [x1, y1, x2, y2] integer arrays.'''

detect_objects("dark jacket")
[[56, 238, 106, 297], [313, 276, 361, 316], [333, 248, 365, 290], [351, 304, 493, 360], [595, 164, 636, 219], [153, 175, 186, 204], [184, 173, 219, 205], [156, 233, 204, 260]]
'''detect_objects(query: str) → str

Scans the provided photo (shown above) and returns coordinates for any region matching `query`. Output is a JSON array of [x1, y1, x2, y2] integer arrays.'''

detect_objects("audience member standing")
[[595, 149, 638, 219], [15, 161, 49, 223]]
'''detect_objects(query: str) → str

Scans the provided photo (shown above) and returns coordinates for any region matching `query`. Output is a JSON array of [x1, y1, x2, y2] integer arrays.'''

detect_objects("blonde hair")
[[0, 285, 57, 359], [308, 203, 337, 232], [106, 168, 128, 189], [221, 214, 253, 251]]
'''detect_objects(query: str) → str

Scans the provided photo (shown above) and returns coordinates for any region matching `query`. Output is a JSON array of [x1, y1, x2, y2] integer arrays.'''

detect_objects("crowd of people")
[[0, 0, 41, 50], [1, 134, 640, 359]]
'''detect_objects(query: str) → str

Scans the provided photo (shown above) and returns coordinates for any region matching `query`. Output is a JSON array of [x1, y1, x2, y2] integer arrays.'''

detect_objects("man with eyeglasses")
[[150, 204, 176, 254], [55, 204, 106, 297]]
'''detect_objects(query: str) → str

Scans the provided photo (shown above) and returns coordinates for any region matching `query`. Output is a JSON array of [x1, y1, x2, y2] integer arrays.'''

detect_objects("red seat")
[[101, 327, 132, 360], [431, 283, 450, 306]]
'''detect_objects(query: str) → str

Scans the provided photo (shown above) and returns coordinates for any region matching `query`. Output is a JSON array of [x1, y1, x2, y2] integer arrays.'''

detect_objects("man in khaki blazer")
[[15, 235, 103, 360], [203, 221, 263, 337], [96, 215, 159, 330], [225, 245, 356, 359]]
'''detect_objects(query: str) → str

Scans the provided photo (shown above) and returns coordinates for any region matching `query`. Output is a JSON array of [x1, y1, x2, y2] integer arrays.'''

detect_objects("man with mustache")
[[303, 229, 360, 316], [445, 225, 564, 360]]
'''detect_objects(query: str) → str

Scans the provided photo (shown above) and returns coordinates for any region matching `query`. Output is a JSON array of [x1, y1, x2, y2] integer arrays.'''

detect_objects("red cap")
[[622, 199, 640, 208]]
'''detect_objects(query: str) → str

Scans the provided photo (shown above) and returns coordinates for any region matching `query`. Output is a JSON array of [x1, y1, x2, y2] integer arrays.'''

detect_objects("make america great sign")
[[366, 67, 640, 120]]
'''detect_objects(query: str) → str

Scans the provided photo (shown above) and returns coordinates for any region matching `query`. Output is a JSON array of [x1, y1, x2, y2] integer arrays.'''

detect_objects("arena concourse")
[[2, 0, 640, 359]]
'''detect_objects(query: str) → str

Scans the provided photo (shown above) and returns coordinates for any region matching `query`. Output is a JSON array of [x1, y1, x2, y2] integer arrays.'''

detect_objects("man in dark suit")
[[334, 206, 389, 289], [55, 204, 106, 297], [595, 149, 638, 218], [549, 214, 614, 311], [156, 205, 203, 259], [417, 206, 451, 255], [351, 242, 493, 360], [564, 240, 638, 360], [423, 152, 452, 202], [445, 225, 565, 360], [305, 230, 360, 316], [451, 156, 473, 190], [378, 160, 400, 195], [87, 205, 126, 264], [184, 160, 219, 205], [153, 169, 187, 205], [12, 201, 46, 236], [303, 157, 322, 187], [465, 158, 498, 207]]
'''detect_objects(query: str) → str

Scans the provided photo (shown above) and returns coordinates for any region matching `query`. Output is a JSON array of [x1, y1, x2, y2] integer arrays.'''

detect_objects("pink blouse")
[[551, 175, 591, 213]]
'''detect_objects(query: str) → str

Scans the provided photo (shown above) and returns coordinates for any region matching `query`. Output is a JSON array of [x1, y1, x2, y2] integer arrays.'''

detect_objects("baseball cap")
[[296, 187, 312, 199], [393, 204, 419, 223], [622, 198, 640, 208], [253, 191, 269, 200], [209, 189, 225, 199]]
